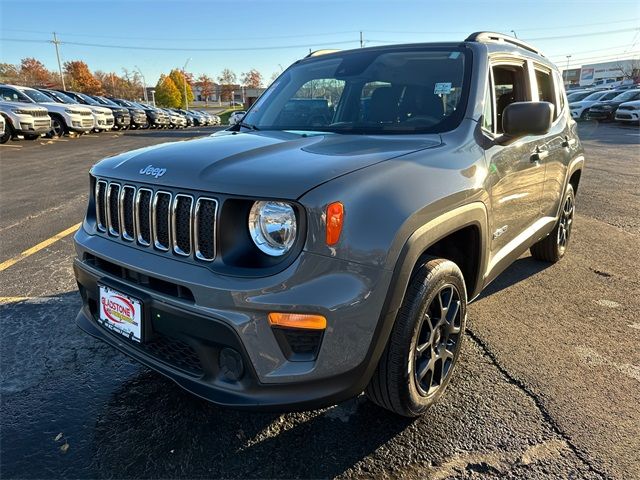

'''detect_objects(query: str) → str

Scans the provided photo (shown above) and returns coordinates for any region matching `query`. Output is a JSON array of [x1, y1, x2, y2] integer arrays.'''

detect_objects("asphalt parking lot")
[[1, 123, 638, 479]]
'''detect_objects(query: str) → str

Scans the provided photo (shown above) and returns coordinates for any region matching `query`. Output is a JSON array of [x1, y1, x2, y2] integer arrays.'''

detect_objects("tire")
[[580, 109, 589, 121], [49, 115, 67, 138], [23, 134, 40, 140], [366, 258, 467, 417], [530, 184, 575, 262], [1, 120, 15, 144]]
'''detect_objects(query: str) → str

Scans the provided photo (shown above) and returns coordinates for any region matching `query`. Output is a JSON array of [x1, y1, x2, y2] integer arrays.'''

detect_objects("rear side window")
[[534, 68, 558, 118]]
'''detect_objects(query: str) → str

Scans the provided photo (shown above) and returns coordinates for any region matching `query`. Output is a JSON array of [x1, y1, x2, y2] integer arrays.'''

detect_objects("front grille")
[[34, 119, 51, 128], [81, 118, 94, 127], [153, 191, 171, 251], [95, 180, 218, 261], [195, 198, 216, 261], [120, 186, 135, 241], [172, 194, 193, 256], [106, 183, 120, 236], [30, 110, 49, 118], [95, 180, 107, 231]]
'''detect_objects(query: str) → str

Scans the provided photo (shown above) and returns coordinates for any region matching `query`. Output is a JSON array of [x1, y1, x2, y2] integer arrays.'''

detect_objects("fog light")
[[72, 121, 81, 127], [219, 348, 244, 381]]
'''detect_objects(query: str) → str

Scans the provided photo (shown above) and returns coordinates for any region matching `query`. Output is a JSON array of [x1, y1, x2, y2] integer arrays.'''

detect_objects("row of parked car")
[[0, 83, 221, 144], [566, 85, 640, 124]]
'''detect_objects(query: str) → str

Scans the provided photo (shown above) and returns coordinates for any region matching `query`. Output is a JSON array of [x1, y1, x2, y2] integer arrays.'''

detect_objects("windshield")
[[613, 90, 640, 102], [583, 91, 606, 101], [0, 88, 34, 103], [94, 96, 119, 107], [568, 91, 592, 101], [243, 46, 470, 134], [43, 90, 75, 104], [76, 93, 100, 105], [21, 88, 56, 103]]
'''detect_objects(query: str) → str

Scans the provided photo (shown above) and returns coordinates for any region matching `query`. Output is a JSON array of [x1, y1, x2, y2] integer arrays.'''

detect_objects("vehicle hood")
[[89, 105, 113, 115], [91, 130, 442, 198], [0, 101, 49, 112], [619, 100, 640, 108], [39, 102, 92, 114], [591, 100, 624, 109]]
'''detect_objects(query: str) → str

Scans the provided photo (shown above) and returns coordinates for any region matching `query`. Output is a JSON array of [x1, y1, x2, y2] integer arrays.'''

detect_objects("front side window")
[[243, 47, 470, 134], [491, 63, 529, 133]]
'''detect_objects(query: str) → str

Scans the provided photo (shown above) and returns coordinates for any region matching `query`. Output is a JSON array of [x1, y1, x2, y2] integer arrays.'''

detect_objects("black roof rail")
[[465, 31, 543, 56]]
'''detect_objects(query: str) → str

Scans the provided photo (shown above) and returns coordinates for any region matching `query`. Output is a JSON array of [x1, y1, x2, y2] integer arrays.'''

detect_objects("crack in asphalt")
[[465, 327, 610, 479]]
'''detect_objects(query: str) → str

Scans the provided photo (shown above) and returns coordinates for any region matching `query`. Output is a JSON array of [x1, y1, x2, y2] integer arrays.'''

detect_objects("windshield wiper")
[[238, 121, 259, 131]]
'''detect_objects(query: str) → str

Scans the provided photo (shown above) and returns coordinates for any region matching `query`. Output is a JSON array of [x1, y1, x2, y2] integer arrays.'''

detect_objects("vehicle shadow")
[[90, 372, 413, 479], [476, 255, 552, 300]]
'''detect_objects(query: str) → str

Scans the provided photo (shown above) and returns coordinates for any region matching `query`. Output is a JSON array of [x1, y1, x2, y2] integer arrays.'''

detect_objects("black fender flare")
[[356, 202, 489, 388]]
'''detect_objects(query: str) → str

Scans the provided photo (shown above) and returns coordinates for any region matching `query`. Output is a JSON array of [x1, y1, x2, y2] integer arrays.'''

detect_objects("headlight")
[[248, 201, 297, 256], [64, 108, 83, 115], [601, 105, 613, 110], [11, 108, 32, 114]]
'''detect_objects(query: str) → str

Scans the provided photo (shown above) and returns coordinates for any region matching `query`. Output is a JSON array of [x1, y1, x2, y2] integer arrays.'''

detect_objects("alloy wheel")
[[557, 194, 574, 252], [51, 118, 64, 137], [414, 284, 462, 397]]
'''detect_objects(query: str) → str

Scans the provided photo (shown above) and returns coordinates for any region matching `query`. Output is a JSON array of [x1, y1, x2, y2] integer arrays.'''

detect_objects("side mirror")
[[502, 101, 554, 137]]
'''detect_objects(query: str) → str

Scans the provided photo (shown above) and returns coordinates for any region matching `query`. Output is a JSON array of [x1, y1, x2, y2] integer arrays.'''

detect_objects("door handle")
[[530, 147, 548, 163], [562, 136, 576, 148]]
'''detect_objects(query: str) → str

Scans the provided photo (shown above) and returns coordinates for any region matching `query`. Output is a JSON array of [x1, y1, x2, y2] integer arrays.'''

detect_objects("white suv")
[[0, 99, 51, 143], [39, 88, 114, 132], [0, 84, 94, 136]]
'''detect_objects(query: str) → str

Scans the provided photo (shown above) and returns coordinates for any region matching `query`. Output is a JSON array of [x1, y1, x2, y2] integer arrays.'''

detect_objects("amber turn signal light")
[[268, 312, 327, 330], [326, 201, 344, 246]]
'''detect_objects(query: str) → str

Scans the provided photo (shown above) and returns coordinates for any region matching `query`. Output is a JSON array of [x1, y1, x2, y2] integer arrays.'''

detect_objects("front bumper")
[[615, 111, 639, 122], [13, 114, 51, 134], [68, 114, 94, 132], [587, 110, 614, 120], [73, 227, 394, 409]]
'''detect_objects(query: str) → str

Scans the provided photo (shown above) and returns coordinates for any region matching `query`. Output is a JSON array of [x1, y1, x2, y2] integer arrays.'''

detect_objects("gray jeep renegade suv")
[[73, 32, 584, 416]]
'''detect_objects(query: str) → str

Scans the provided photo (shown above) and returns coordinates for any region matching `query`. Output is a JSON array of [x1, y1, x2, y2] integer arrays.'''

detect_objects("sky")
[[1, 0, 639, 86]]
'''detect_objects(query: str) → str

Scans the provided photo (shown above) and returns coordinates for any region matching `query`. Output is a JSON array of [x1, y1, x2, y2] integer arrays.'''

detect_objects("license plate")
[[99, 285, 143, 343]]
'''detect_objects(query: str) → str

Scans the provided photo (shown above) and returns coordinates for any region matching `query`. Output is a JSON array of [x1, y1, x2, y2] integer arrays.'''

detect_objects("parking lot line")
[[0, 296, 31, 305], [0, 144, 23, 148], [0, 222, 81, 272]]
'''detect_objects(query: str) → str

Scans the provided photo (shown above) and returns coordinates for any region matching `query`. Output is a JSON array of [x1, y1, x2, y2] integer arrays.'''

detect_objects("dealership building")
[[564, 58, 640, 87]]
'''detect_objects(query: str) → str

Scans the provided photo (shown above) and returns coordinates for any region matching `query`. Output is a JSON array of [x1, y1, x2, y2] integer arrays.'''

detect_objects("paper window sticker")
[[434, 82, 452, 95]]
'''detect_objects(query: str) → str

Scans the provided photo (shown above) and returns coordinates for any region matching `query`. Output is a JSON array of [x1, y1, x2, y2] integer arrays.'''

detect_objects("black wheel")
[[580, 109, 589, 121], [366, 258, 467, 417], [49, 115, 67, 138], [530, 184, 575, 262], [1, 120, 15, 144], [140, 120, 150, 130]]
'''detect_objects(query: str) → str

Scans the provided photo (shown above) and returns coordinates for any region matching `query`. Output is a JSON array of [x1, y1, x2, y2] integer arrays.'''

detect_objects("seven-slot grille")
[[95, 180, 218, 261]]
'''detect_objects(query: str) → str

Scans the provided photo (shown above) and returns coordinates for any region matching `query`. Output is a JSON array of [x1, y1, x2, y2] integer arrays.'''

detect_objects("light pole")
[[510, 30, 518, 39], [150, 89, 156, 107], [182, 58, 191, 110], [565, 55, 572, 83], [134, 65, 148, 102]]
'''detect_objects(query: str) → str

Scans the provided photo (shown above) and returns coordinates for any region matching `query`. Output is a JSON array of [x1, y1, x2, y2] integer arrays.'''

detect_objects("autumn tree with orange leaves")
[[64, 61, 104, 94], [241, 69, 263, 88]]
